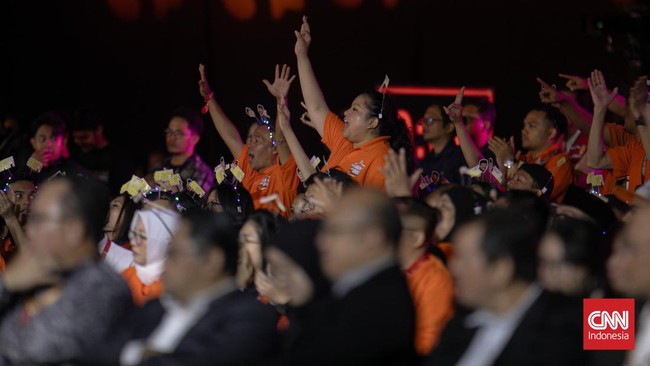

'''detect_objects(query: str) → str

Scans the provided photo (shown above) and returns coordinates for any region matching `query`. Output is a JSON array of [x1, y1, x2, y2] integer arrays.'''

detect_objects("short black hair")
[[353, 188, 402, 248], [496, 189, 550, 238], [393, 196, 440, 244], [547, 216, 606, 279], [55, 175, 109, 244], [304, 169, 357, 191], [171, 107, 204, 136], [247, 210, 285, 249], [531, 105, 568, 140], [30, 111, 67, 138], [473, 208, 541, 282], [181, 210, 239, 276]]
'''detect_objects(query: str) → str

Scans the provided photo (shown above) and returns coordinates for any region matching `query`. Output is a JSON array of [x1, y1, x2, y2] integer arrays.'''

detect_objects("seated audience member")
[[122, 208, 180, 306], [199, 65, 299, 216], [257, 219, 331, 365], [27, 111, 87, 181], [426, 185, 486, 260], [237, 210, 284, 289], [70, 108, 135, 196], [205, 182, 254, 226], [538, 217, 609, 298], [587, 71, 650, 194], [301, 170, 357, 217], [0, 176, 132, 365], [0, 170, 36, 270], [489, 105, 573, 203], [507, 163, 554, 202], [294, 17, 414, 189], [428, 209, 585, 366], [149, 108, 214, 192], [394, 197, 454, 355], [607, 205, 650, 366], [91, 211, 279, 366], [311, 188, 417, 365], [99, 193, 141, 273]]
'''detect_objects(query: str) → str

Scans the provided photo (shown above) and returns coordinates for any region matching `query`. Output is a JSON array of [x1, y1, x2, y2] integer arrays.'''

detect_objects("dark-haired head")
[[522, 105, 568, 152], [538, 216, 607, 297], [107, 194, 142, 245], [345, 91, 414, 172], [205, 183, 254, 226], [166, 107, 203, 157], [163, 210, 239, 303]]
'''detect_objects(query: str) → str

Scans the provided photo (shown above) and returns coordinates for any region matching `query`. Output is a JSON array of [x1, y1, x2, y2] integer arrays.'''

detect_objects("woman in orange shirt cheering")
[[294, 16, 413, 189]]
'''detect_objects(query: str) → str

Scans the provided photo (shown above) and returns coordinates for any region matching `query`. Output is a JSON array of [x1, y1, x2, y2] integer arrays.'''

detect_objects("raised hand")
[[299, 101, 315, 128], [381, 148, 421, 197], [488, 136, 515, 169], [588, 70, 619, 109], [294, 15, 312, 56], [0, 190, 14, 220], [537, 78, 570, 106], [255, 266, 291, 306], [629, 75, 649, 118], [558, 73, 588, 91], [443, 87, 465, 123], [198, 64, 213, 99], [263, 64, 297, 100], [307, 177, 342, 214]]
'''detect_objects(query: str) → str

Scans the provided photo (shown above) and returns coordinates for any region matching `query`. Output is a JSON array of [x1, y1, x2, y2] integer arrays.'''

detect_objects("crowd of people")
[[0, 15, 650, 366]]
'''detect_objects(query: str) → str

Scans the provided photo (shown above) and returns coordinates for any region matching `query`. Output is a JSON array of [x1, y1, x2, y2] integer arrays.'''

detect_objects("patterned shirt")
[[152, 154, 214, 193]]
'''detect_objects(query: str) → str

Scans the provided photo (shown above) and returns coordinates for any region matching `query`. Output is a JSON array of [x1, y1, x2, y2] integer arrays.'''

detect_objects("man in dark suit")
[[90, 210, 279, 366], [428, 208, 585, 366], [310, 188, 417, 366]]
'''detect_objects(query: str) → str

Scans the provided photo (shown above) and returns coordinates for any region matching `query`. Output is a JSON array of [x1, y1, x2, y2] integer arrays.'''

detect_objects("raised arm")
[[294, 16, 330, 137], [276, 97, 315, 180], [198, 64, 244, 158], [587, 70, 618, 170], [630, 76, 650, 158], [263, 64, 296, 165], [559, 72, 626, 117], [443, 87, 482, 167], [0, 192, 26, 249]]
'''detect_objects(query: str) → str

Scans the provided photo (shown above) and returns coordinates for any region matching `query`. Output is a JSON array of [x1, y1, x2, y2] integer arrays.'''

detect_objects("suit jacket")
[[428, 290, 586, 366], [86, 288, 279, 366], [306, 264, 418, 366]]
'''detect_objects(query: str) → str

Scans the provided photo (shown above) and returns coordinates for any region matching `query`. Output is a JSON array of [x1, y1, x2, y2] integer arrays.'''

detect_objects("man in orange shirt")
[[198, 64, 299, 216], [588, 71, 650, 195], [489, 105, 573, 203], [394, 197, 454, 356]]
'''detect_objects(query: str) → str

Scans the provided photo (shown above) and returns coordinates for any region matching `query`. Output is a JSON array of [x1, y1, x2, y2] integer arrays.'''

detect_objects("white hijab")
[[131, 208, 179, 285]]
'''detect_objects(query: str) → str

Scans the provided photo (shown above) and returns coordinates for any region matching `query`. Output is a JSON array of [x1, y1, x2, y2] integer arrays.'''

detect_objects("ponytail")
[[363, 91, 415, 172]]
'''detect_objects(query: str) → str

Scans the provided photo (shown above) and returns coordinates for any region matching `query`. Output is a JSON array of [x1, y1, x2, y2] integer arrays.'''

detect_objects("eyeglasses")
[[422, 116, 444, 125], [128, 230, 148, 243], [164, 129, 187, 138]]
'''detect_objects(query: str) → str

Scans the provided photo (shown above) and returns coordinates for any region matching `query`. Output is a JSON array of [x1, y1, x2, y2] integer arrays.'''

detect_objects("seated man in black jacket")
[[312, 188, 417, 366], [428, 208, 585, 366], [109, 210, 279, 366]]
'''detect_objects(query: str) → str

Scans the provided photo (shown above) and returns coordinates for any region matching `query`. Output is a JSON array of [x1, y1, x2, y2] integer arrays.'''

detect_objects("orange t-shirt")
[[237, 145, 299, 217], [0, 238, 16, 272], [607, 140, 649, 193], [404, 252, 454, 355], [321, 112, 390, 189], [524, 143, 573, 203], [601, 124, 638, 195], [122, 266, 164, 306]]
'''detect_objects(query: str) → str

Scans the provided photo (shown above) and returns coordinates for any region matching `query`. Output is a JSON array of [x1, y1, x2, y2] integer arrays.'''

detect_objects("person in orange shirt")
[[489, 105, 573, 203], [394, 197, 454, 356], [122, 208, 179, 306], [588, 71, 650, 195], [198, 64, 299, 217], [294, 16, 413, 189]]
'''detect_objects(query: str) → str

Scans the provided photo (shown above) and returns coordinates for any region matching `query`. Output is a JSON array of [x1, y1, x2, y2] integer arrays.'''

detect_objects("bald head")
[[317, 188, 401, 281]]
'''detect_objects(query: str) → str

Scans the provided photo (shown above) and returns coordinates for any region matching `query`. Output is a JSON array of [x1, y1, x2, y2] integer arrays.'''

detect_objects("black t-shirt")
[[71, 145, 135, 195]]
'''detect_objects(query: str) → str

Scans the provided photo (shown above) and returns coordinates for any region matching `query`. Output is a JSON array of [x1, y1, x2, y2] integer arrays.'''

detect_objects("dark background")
[[1, 0, 648, 172]]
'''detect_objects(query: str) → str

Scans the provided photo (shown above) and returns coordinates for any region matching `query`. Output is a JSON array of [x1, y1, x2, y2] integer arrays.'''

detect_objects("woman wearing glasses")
[[121, 208, 180, 306], [294, 17, 413, 189]]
